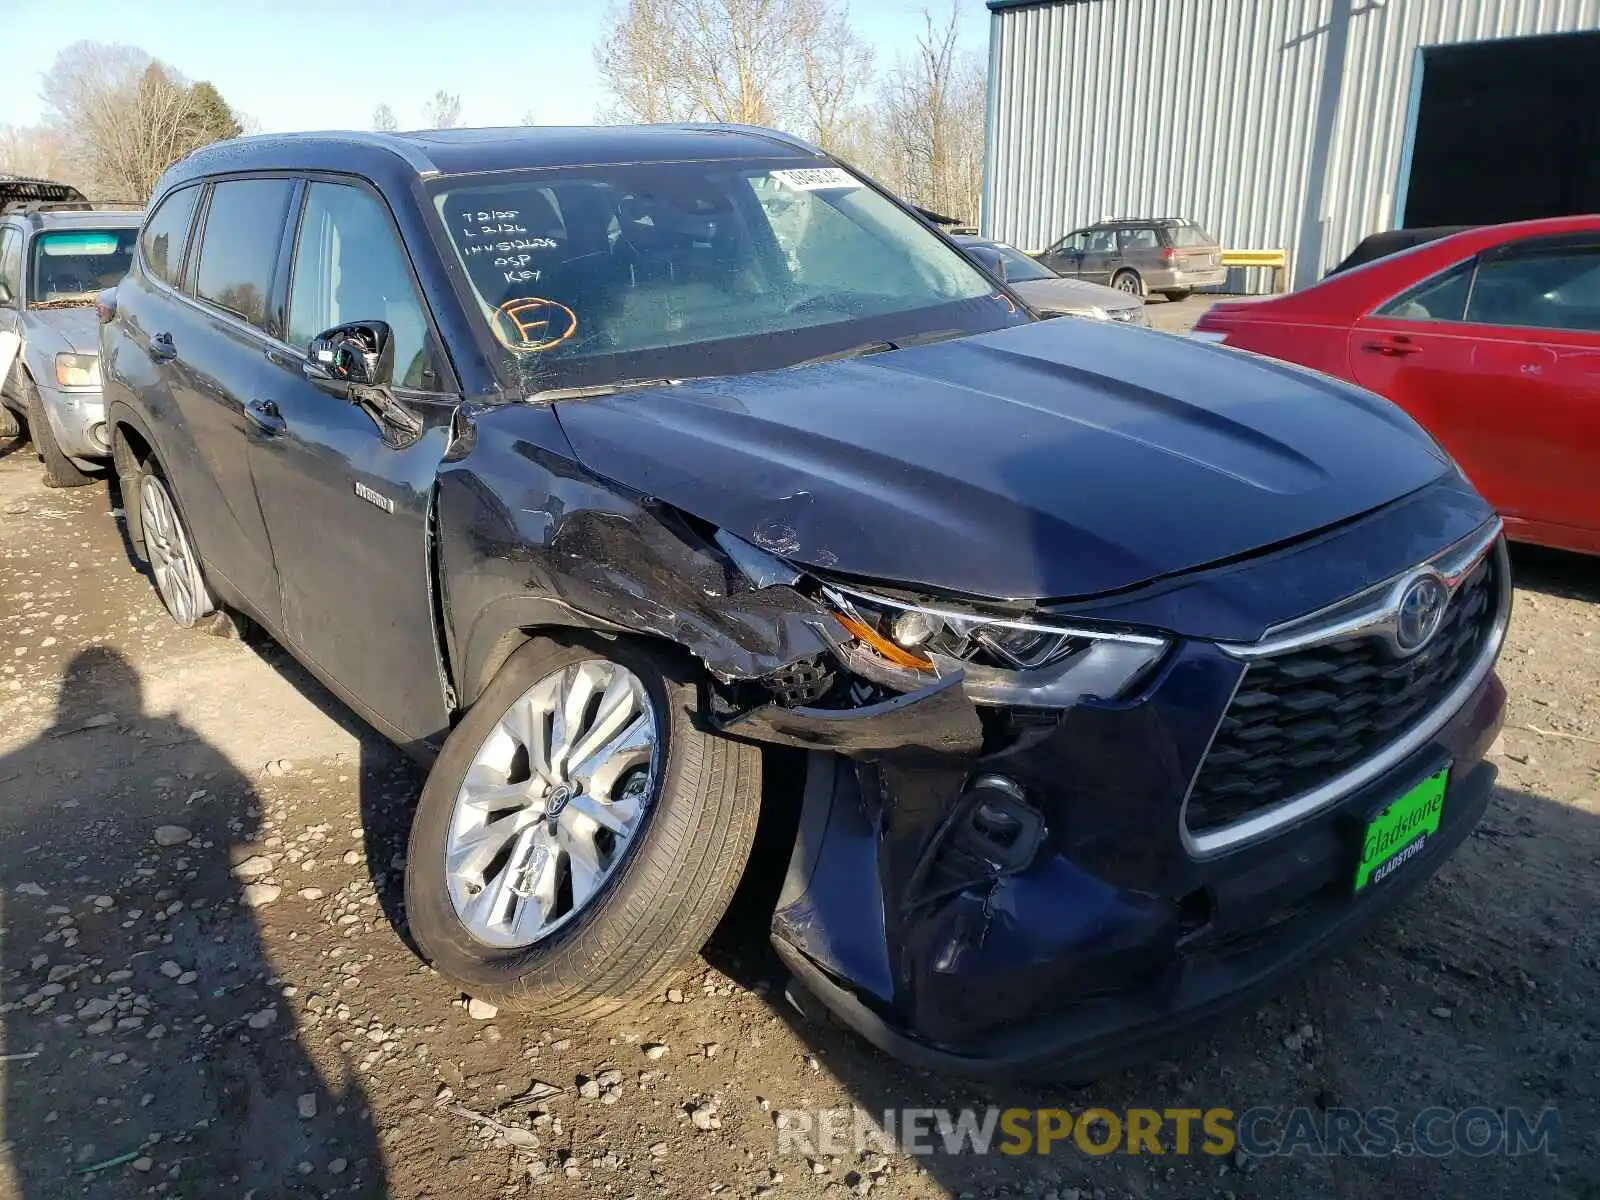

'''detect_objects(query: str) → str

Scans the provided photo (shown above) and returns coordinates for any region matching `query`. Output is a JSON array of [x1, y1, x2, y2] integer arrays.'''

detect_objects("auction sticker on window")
[[1355, 767, 1448, 891], [770, 167, 861, 191]]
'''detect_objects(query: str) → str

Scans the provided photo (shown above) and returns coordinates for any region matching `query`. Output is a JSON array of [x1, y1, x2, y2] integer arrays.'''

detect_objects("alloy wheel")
[[445, 659, 660, 949], [139, 473, 211, 626]]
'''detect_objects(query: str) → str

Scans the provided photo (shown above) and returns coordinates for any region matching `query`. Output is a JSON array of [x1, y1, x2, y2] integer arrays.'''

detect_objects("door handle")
[[148, 332, 176, 362], [244, 398, 286, 435], [1361, 338, 1421, 357]]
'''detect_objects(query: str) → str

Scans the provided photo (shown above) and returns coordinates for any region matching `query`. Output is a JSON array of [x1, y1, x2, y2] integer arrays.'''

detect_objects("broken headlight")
[[820, 582, 1168, 707]]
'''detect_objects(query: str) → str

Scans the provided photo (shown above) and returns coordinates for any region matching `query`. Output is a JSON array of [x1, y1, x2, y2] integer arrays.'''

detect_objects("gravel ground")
[[0, 331, 1596, 1198]]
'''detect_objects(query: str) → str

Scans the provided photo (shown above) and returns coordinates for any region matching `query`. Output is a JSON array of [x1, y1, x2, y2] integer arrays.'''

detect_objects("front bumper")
[[761, 527, 1509, 1079], [34, 379, 109, 462], [776, 674, 1502, 1079]]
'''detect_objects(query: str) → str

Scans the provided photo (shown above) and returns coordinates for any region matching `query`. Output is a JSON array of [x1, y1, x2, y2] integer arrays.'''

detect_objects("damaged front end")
[[437, 407, 1506, 1080], [697, 532, 1207, 1067]]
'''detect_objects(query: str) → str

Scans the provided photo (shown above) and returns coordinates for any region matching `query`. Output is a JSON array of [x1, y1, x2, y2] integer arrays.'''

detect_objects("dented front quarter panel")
[[435, 402, 847, 705]]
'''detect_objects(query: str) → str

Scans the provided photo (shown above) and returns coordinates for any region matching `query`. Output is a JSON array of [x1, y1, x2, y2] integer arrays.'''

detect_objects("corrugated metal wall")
[[983, 0, 1600, 289]]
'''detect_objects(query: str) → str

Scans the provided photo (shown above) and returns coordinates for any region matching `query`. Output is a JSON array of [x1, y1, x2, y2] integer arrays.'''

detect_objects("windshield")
[[28, 228, 136, 306], [429, 159, 1023, 393]]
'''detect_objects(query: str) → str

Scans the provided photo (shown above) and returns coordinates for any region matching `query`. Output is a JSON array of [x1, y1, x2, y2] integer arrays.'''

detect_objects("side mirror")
[[0, 280, 13, 307], [992, 256, 1008, 283], [304, 320, 393, 390]]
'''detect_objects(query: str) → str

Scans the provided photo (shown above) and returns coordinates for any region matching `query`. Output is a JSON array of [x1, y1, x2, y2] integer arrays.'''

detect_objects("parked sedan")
[[1, 192, 141, 485], [100, 126, 1506, 1079], [953, 235, 1145, 324], [1195, 216, 1600, 556]]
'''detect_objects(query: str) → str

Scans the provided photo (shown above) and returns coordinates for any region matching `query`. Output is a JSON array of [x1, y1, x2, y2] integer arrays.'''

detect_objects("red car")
[[1195, 216, 1600, 555]]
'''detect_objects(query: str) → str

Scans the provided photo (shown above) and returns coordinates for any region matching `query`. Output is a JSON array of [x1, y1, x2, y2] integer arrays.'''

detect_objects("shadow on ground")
[[0, 648, 388, 1197]]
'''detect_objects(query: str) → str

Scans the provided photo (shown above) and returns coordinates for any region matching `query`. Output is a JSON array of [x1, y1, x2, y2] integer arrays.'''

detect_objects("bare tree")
[[595, 0, 862, 130], [874, 5, 986, 222], [420, 90, 462, 130], [0, 124, 85, 192], [34, 41, 245, 201], [799, 4, 874, 151], [372, 102, 399, 132], [594, 0, 697, 124]]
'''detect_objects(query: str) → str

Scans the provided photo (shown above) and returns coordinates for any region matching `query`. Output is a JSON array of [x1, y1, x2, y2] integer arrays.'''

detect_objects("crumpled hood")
[[24, 306, 99, 355], [553, 320, 1450, 601]]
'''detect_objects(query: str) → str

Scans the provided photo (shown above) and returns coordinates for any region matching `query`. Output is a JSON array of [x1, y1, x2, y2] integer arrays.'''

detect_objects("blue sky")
[[2, 0, 990, 133]]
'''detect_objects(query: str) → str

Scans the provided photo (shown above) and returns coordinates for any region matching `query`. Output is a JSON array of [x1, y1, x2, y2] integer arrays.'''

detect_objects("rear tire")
[[23, 378, 92, 488], [0, 402, 20, 442], [1162, 288, 1193, 302], [1112, 269, 1143, 297], [405, 635, 761, 1019], [136, 459, 216, 628]]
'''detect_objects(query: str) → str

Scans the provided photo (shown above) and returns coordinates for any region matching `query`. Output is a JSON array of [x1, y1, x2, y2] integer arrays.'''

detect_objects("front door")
[[1038, 230, 1086, 277], [0, 228, 25, 400], [246, 178, 457, 745], [1351, 237, 1600, 546]]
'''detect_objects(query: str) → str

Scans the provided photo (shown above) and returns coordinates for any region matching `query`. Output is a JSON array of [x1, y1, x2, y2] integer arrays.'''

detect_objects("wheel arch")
[[108, 402, 161, 560]]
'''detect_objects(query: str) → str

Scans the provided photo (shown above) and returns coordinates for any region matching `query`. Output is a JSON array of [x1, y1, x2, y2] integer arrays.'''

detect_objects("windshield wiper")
[[527, 377, 700, 403], [788, 328, 968, 369]]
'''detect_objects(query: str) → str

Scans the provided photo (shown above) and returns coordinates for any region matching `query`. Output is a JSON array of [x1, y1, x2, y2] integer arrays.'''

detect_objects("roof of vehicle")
[[4, 206, 144, 234], [158, 124, 830, 195], [1085, 217, 1203, 230]]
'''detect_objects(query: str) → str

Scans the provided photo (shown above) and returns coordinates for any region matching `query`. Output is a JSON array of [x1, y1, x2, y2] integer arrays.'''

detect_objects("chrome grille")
[[1186, 557, 1498, 837]]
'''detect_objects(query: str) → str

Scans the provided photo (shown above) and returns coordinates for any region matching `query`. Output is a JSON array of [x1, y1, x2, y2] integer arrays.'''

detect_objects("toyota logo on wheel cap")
[[1394, 573, 1449, 654]]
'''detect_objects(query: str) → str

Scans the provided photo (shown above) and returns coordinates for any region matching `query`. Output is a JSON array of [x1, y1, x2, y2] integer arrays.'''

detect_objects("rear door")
[[1078, 228, 1119, 284], [158, 176, 296, 624], [1351, 237, 1600, 543], [246, 177, 457, 744]]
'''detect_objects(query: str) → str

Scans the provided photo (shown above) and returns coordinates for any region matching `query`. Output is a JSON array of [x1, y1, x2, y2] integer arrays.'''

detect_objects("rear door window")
[[140, 185, 200, 288], [1119, 227, 1160, 252], [194, 178, 294, 333], [1376, 261, 1474, 323]]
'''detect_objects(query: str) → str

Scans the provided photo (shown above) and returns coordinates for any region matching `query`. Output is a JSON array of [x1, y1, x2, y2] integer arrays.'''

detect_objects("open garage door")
[[1402, 30, 1600, 228]]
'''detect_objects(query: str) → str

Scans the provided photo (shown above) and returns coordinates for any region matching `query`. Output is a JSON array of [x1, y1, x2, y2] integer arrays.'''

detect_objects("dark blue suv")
[[98, 125, 1508, 1078]]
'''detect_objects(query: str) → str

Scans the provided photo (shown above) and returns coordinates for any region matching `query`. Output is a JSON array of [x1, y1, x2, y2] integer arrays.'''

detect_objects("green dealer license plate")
[[1354, 767, 1448, 891]]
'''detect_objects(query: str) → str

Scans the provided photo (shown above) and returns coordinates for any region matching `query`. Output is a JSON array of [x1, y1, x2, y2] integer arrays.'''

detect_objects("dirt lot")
[[0, 336, 1597, 1198]]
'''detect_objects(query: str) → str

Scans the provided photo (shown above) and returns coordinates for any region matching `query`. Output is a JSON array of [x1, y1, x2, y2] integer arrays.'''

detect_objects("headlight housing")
[[820, 583, 1168, 707], [55, 352, 101, 388]]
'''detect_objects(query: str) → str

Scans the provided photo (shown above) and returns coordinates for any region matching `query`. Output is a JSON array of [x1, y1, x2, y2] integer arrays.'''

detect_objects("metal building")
[[982, 0, 1600, 290]]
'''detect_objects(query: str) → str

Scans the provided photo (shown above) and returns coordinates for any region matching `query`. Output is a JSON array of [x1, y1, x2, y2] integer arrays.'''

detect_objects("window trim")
[[280, 170, 458, 396], [137, 182, 204, 296]]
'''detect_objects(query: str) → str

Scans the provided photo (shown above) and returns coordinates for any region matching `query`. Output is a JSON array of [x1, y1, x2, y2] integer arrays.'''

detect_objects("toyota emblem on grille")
[[1394, 573, 1449, 654]]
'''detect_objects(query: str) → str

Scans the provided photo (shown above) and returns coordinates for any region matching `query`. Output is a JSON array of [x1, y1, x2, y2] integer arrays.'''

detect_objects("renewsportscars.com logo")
[[775, 1106, 1560, 1159]]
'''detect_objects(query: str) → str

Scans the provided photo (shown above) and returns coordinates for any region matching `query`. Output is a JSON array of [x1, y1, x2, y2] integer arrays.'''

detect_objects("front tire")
[[405, 636, 761, 1019], [23, 379, 92, 488]]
